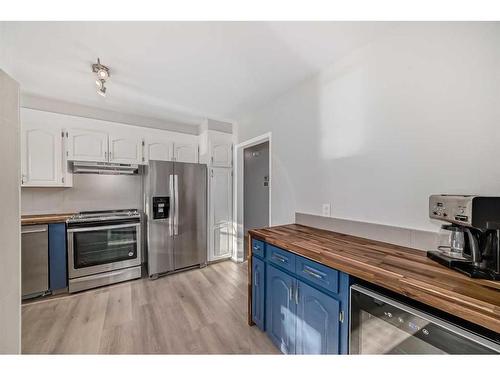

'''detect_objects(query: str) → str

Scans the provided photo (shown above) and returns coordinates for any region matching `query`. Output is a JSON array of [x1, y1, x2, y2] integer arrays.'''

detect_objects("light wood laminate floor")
[[22, 261, 279, 354]]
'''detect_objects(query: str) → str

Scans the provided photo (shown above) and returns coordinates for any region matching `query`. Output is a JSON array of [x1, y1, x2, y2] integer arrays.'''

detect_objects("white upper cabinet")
[[200, 129, 233, 167], [147, 141, 173, 162], [174, 143, 198, 163], [66, 128, 108, 162], [109, 135, 144, 164], [209, 167, 233, 261], [21, 109, 72, 187], [211, 143, 232, 167], [20, 108, 204, 187], [21, 124, 63, 187]]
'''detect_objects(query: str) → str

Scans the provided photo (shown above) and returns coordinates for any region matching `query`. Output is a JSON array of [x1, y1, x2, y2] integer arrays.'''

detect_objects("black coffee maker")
[[427, 195, 500, 280]]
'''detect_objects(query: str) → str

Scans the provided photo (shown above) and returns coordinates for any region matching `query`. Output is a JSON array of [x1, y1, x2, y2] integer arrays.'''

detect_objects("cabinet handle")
[[272, 253, 287, 263], [289, 286, 293, 301], [254, 271, 259, 286], [303, 267, 324, 279], [295, 285, 299, 304]]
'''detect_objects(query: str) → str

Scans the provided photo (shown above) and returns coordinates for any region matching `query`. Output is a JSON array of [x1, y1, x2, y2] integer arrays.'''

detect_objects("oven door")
[[68, 223, 141, 278], [349, 285, 500, 354]]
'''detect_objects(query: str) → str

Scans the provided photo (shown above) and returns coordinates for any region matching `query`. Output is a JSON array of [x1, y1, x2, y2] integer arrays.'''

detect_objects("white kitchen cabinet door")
[[66, 128, 108, 162], [109, 135, 145, 164], [147, 141, 173, 161], [174, 143, 198, 163], [211, 143, 232, 167], [21, 124, 63, 186], [209, 167, 233, 261]]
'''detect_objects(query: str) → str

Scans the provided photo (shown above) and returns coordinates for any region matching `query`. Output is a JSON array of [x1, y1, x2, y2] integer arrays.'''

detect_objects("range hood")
[[71, 161, 139, 175]]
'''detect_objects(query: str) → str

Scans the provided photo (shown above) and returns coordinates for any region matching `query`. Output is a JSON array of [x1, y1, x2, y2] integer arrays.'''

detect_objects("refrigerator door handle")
[[174, 174, 179, 236], [169, 174, 174, 236]]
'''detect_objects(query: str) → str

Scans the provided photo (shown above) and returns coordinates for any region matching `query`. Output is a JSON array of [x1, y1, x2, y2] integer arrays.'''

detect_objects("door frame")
[[233, 132, 272, 262]]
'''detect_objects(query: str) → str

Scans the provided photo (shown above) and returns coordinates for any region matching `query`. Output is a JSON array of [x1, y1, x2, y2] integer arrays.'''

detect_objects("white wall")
[[0, 70, 21, 353], [237, 23, 500, 232]]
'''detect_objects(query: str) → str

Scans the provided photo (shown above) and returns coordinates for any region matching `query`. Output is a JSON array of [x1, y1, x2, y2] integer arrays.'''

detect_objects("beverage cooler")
[[349, 285, 500, 354]]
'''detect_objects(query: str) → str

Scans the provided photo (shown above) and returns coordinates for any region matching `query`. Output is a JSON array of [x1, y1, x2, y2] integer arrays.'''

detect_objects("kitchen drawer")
[[296, 256, 339, 294], [266, 245, 296, 273], [252, 239, 265, 258]]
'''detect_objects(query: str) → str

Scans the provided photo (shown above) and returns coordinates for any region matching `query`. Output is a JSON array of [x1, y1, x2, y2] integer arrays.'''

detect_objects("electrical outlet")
[[322, 203, 331, 217]]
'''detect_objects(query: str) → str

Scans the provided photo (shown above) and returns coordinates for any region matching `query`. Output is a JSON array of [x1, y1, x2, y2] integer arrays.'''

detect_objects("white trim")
[[232, 132, 272, 262]]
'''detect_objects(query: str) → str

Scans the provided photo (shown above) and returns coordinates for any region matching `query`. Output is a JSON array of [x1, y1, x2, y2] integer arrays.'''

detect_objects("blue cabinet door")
[[252, 256, 265, 330], [48, 223, 67, 291], [266, 264, 296, 354], [296, 280, 340, 354]]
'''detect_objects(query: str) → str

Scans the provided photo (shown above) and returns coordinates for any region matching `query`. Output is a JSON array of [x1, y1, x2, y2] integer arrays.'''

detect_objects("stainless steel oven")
[[350, 284, 500, 354], [67, 209, 142, 293]]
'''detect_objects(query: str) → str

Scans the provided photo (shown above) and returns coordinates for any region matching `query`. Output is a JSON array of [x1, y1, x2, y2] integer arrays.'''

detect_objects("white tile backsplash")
[[295, 212, 438, 252], [21, 174, 143, 215]]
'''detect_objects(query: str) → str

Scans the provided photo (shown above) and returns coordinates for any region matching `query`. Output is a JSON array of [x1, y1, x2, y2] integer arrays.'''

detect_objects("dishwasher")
[[21, 224, 49, 299]]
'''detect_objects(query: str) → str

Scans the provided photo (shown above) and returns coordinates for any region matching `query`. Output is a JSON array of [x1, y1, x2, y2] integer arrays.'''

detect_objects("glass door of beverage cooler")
[[349, 285, 500, 354]]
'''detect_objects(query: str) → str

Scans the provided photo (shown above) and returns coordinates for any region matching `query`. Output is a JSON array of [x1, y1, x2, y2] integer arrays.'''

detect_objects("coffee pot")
[[437, 225, 466, 259], [427, 195, 500, 280]]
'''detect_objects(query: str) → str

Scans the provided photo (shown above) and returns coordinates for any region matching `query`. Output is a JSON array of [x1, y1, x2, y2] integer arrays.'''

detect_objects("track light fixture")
[[92, 58, 110, 97]]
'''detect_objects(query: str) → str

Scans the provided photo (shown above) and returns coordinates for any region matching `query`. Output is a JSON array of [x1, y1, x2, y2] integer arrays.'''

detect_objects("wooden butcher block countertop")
[[248, 224, 500, 334], [21, 213, 74, 225]]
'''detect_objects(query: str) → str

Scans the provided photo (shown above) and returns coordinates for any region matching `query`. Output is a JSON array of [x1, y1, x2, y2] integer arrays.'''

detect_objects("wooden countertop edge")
[[21, 213, 74, 225], [248, 225, 500, 334]]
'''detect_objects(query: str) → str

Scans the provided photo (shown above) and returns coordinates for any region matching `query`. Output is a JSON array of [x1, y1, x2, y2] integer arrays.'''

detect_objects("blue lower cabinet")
[[266, 265, 296, 354], [252, 239, 265, 258], [256, 240, 351, 354], [296, 281, 340, 354], [252, 256, 265, 330], [48, 223, 67, 291]]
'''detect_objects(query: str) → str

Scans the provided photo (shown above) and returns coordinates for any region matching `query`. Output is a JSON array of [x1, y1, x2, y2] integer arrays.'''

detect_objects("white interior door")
[[21, 124, 62, 186], [109, 135, 144, 164], [67, 128, 108, 162], [174, 143, 198, 163], [147, 141, 173, 161], [211, 143, 232, 167], [209, 167, 233, 260]]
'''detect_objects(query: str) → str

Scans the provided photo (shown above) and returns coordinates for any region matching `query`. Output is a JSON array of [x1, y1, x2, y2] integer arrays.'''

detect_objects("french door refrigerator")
[[144, 160, 207, 277]]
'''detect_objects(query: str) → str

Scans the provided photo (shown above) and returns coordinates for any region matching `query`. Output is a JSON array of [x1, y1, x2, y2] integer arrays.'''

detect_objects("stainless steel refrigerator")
[[144, 160, 207, 277]]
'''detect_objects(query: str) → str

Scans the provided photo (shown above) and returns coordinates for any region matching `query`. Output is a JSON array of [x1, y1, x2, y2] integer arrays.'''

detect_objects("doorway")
[[243, 141, 270, 258]]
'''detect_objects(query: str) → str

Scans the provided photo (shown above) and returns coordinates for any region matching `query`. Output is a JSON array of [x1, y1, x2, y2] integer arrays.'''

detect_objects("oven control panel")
[[153, 196, 170, 220]]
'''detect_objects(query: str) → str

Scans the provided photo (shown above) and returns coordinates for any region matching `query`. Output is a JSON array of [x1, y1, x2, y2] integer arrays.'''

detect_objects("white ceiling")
[[0, 22, 401, 127]]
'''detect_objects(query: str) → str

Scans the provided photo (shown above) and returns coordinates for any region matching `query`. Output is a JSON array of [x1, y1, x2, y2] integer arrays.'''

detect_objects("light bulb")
[[97, 68, 109, 80], [95, 79, 104, 89]]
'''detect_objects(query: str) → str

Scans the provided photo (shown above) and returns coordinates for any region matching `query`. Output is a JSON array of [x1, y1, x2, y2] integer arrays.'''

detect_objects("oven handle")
[[67, 223, 140, 233]]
